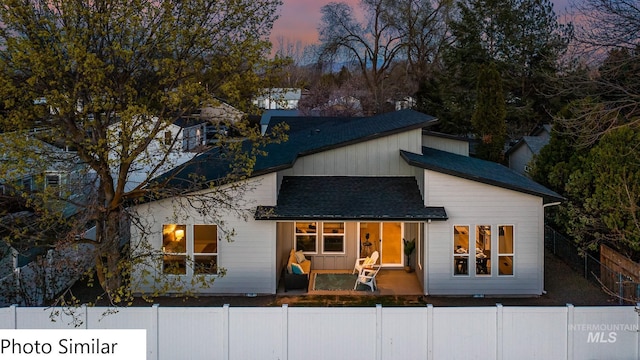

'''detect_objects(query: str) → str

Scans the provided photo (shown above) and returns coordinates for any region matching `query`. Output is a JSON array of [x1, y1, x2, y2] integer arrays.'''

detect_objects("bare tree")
[[556, 0, 640, 146]]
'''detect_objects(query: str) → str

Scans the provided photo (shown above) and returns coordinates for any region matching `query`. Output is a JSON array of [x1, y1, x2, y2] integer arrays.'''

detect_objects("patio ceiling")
[[255, 176, 447, 221]]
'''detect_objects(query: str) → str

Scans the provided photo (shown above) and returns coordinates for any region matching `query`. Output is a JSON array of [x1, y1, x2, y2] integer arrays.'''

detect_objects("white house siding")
[[131, 173, 278, 295], [423, 170, 544, 296], [281, 129, 422, 178], [422, 134, 469, 156]]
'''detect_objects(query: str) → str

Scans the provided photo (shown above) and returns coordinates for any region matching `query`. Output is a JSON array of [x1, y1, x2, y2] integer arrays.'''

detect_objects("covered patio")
[[277, 268, 423, 296]]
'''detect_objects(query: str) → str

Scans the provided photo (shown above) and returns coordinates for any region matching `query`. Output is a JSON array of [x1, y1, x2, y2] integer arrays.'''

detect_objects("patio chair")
[[352, 251, 379, 274], [354, 265, 381, 291]]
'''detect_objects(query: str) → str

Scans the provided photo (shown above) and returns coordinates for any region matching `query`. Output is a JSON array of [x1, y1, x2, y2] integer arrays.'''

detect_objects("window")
[[453, 225, 469, 275], [498, 225, 514, 276], [194, 225, 218, 274], [162, 224, 187, 274], [20, 177, 32, 192], [322, 222, 345, 253], [45, 173, 61, 196], [295, 222, 317, 253], [475, 225, 491, 275]]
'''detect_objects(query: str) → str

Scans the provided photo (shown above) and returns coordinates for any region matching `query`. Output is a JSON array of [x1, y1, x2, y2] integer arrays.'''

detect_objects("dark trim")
[[254, 206, 448, 221]]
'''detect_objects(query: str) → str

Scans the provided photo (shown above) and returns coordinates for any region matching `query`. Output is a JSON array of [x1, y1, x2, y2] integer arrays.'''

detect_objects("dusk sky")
[[271, 0, 572, 45]]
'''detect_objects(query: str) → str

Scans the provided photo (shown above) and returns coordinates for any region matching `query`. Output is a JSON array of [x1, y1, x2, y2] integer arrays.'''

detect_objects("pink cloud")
[[271, 0, 359, 45], [272, 0, 571, 45]]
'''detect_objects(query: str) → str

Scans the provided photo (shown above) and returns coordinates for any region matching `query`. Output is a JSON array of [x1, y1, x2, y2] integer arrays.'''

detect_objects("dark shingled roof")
[[159, 109, 437, 189], [255, 176, 447, 221], [400, 147, 564, 204]]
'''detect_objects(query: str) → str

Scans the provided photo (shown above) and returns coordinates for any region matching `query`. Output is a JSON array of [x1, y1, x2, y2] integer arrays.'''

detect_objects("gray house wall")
[[423, 170, 545, 296], [508, 144, 534, 176]]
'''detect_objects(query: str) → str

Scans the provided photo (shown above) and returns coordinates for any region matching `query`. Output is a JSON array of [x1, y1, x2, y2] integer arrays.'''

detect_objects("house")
[[130, 109, 563, 296], [112, 103, 245, 192], [253, 88, 302, 110], [506, 124, 552, 176]]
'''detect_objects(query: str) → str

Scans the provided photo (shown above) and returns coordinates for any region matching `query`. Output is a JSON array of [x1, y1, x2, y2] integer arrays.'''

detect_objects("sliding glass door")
[[359, 222, 403, 266]]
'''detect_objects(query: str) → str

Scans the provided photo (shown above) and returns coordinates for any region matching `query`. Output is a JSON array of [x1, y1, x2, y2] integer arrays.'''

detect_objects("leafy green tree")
[[0, 0, 282, 306], [471, 63, 507, 162], [568, 126, 640, 259]]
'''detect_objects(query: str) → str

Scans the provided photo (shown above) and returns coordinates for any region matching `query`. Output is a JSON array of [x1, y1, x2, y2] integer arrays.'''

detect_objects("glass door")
[[359, 222, 403, 266], [381, 222, 403, 265]]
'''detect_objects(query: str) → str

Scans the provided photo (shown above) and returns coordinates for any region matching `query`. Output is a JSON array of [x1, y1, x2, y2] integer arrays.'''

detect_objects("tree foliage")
[[428, 0, 570, 136], [0, 0, 282, 307], [471, 63, 507, 162]]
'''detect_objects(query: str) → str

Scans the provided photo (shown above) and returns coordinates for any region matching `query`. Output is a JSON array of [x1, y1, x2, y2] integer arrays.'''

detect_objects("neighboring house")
[[113, 103, 244, 192], [253, 88, 302, 110], [130, 109, 562, 296], [506, 124, 552, 176]]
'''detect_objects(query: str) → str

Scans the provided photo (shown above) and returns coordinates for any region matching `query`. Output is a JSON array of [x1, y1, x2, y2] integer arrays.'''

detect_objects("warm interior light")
[[174, 229, 184, 241]]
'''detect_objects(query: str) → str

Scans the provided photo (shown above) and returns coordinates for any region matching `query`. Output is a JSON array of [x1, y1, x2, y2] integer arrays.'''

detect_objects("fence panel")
[[2, 304, 638, 359], [229, 307, 284, 360], [432, 307, 496, 360], [15, 306, 81, 329], [380, 307, 429, 360], [288, 307, 376, 360], [571, 307, 639, 360], [0, 305, 15, 328], [502, 306, 568, 360], [158, 307, 224, 360]]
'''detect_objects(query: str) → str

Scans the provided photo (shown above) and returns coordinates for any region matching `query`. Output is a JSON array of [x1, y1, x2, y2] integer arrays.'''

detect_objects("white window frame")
[[497, 224, 515, 277], [474, 225, 492, 277], [161, 224, 220, 276], [321, 222, 346, 254], [453, 225, 470, 277], [193, 224, 219, 276], [162, 224, 188, 275], [294, 221, 318, 254]]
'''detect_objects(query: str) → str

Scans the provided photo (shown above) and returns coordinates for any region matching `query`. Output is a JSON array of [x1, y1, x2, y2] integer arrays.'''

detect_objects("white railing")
[[1, 304, 638, 360]]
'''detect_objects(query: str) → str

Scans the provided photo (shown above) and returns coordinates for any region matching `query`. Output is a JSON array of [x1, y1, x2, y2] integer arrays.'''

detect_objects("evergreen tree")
[[433, 0, 570, 137], [471, 63, 507, 162]]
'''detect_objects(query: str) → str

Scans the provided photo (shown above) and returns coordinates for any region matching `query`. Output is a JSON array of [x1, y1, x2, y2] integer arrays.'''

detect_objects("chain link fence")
[[545, 225, 639, 305]]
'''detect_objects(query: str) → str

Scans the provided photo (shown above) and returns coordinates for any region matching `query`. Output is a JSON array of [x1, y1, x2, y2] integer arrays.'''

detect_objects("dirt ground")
[[126, 250, 619, 308]]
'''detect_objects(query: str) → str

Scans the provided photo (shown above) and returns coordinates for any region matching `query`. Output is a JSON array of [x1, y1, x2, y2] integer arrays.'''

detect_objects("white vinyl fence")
[[1, 304, 638, 360]]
